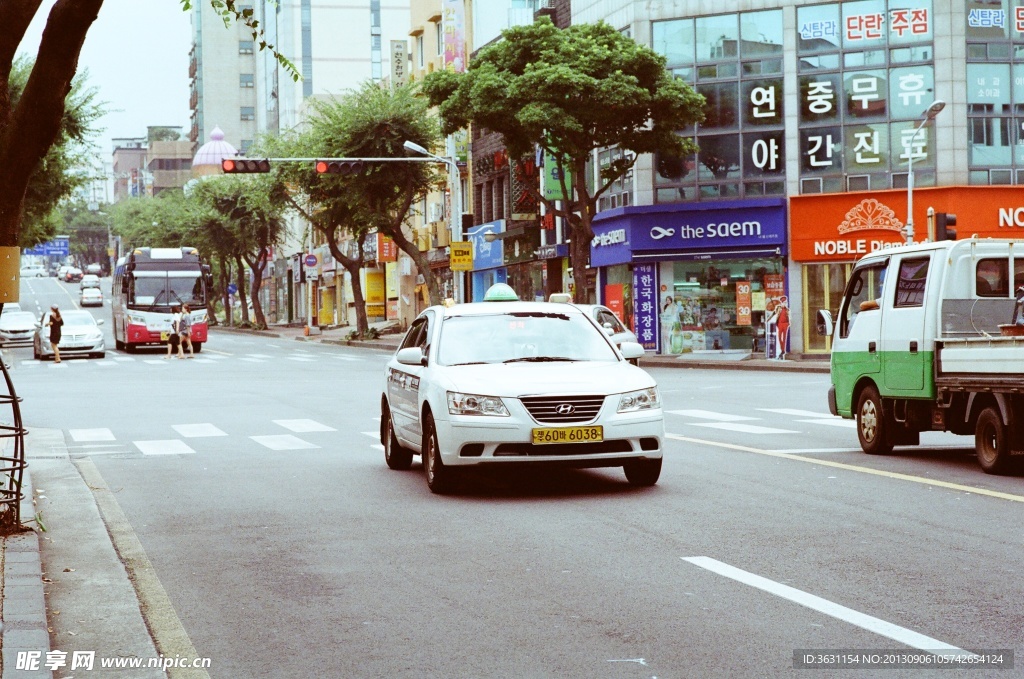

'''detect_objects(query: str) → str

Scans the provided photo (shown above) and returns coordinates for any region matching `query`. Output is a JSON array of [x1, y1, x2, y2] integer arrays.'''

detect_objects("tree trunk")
[[389, 228, 441, 306], [243, 251, 267, 329], [233, 254, 249, 325], [326, 233, 369, 336], [218, 258, 232, 326], [568, 157, 597, 303], [0, 0, 105, 247]]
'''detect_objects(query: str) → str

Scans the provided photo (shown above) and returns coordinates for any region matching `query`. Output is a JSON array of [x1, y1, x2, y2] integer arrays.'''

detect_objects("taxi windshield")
[[437, 312, 619, 366]]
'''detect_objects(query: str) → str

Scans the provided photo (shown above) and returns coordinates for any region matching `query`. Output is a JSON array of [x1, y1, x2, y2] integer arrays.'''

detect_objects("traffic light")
[[222, 158, 271, 173], [936, 212, 957, 241], [315, 160, 364, 176]]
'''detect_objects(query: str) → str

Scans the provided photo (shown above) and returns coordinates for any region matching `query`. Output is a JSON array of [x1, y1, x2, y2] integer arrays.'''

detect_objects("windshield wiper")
[[147, 290, 168, 312], [448, 361, 491, 366], [503, 356, 579, 363]]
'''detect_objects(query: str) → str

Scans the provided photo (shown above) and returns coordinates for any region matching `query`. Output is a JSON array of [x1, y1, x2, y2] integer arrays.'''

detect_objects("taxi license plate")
[[531, 426, 603, 445]]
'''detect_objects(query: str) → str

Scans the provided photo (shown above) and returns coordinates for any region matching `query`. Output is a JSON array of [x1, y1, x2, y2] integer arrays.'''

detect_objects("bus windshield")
[[131, 273, 205, 308]]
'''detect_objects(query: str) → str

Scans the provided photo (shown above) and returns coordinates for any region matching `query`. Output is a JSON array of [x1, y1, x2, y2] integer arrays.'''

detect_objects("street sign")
[[23, 238, 70, 257], [450, 241, 473, 271], [227, 283, 238, 295], [304, 253, 319, 267]]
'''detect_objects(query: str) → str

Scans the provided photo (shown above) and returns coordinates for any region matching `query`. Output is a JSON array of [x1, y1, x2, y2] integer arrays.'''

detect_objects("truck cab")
[[818, 237, 1024, 473]]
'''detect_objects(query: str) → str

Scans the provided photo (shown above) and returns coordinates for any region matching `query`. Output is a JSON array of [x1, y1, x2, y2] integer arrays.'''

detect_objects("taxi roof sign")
[[483, 283, 519, 302]]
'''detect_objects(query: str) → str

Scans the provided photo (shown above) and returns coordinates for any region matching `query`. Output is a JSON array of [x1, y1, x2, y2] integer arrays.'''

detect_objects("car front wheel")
[[623, 458, 662, 486], [381, 403, 413, 470], [422, 412, 456, 494]]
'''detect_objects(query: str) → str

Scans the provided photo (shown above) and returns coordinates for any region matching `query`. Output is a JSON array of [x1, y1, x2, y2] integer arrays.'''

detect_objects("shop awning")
[[633, 246, 784, 262]]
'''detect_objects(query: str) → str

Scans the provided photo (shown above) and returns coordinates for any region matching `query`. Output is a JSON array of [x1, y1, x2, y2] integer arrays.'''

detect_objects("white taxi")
[[381, 284, 664, 493]]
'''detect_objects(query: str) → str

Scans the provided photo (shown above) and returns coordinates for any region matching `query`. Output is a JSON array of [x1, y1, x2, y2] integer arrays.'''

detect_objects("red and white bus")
[[111, 247, 210, 352]]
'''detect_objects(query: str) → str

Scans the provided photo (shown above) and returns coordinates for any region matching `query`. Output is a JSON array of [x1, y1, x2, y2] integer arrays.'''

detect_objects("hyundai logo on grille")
[[555, 404, 576, 415]]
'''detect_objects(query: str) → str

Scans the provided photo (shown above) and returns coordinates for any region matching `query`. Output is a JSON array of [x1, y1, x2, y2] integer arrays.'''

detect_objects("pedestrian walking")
[[47, 304, 63, 363], [179, 303, 194, 358], [166, 305, 182, 359]]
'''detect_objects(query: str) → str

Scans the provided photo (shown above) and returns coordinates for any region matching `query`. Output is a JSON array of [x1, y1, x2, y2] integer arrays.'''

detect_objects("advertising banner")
[[736, 280, 752, 326], [442, 0, 466, 72], [390, 40, 407, 88], [632, 264, 658, 351]]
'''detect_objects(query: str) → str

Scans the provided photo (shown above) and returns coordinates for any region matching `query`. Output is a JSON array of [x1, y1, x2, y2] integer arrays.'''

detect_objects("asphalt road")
[[6, 276, 1022, 678]]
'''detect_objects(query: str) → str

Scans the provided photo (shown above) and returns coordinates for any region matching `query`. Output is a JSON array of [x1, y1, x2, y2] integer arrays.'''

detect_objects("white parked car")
[[19, 265, 47, 278], [33, 310, 106, 360], [571, 304, 641, 364], [0, 311, 37, 346], [381, 284, 664, 493]]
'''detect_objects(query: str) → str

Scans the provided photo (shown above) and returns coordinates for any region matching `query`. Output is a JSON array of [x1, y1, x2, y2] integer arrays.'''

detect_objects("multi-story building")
[[111, 137, 148, 203], [575, 0, 1024, 358], [146, 127, 193, 195], [189, 1, 259, 153], [248, 0, 413, 328]]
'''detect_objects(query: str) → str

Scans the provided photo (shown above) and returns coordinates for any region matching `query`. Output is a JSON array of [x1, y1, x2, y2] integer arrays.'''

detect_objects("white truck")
[[817, 237, 1024, 474]]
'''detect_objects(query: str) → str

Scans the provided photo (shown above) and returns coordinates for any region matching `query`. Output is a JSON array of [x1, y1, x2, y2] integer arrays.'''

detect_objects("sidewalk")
[[213, 321, 830, 374]]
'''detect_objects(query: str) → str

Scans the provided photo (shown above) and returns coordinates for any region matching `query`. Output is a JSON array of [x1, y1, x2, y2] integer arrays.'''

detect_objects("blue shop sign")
[[591, 199, 787, 267], [467, 219, 505, 271]]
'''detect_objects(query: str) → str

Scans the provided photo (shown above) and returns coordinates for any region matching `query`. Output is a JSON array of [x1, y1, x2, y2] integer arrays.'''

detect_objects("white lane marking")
[[361, 431, 378, 439], [689, 422, 799, 434], [682, 556, 973, 656], [70, 428, 116, 442], [797, 418, 858, 429], [246, 353, 273, 358], [94, 361, 116, 367], [667, 409, 758, 421], [143, 359, 169, 365], [250, 434, 319, 450], [759, 408, 832, 418], [192, 358, 215, 363], [285, 356, 316, 362], [49, 362, 69, 368], [202, 353, 228, 358], [371, 443, 384, 452], [172, 423, 228, 438], [274, 419, 336, 433], [332, 355, 359, 361], [112, 356, 136, 362], [134, 440, 196, 455], [68, 443, 128, 449], [239, 357, 266, 363]]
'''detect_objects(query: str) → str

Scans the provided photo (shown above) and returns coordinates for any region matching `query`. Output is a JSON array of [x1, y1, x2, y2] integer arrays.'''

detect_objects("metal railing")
[[0, 351, 27, 530]]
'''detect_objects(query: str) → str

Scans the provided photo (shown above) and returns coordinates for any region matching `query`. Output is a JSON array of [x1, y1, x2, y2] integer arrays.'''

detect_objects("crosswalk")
[[667, 407, 855, 434], [11, 349, 379, 369], [63, 418, 345, 456]]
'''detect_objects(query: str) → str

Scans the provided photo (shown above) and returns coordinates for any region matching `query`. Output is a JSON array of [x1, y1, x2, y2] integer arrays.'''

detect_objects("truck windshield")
[[841, 261, 887, 338]]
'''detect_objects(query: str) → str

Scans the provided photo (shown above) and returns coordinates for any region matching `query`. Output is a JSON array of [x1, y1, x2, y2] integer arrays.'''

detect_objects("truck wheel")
[[976, 407, 1014, 475], [856, 386, 893, 455]]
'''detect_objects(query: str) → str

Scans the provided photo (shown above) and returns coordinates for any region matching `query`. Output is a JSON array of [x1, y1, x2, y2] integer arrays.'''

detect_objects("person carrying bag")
[[166, 305, 182, 359]]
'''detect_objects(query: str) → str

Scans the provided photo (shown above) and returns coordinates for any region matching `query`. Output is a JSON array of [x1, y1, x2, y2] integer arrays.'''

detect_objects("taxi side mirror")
[[815, 310, 833, 337], [396, 347, 426, 366], [619, 342, 645, 360]]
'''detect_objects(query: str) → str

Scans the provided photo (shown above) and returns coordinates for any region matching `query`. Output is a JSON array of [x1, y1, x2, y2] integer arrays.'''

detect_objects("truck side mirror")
[[816, 310, 834, 337]]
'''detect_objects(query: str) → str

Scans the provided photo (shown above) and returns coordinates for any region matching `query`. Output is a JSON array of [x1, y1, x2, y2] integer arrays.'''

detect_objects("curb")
[[209, 325, 831, 371], [2, 464, 53, 679]]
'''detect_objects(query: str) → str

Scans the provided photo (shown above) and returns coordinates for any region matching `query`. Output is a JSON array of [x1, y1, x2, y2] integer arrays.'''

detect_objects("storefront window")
[[653, 10, 785, 202], [803, 262, 853, 353], [795, 1, 935, 194], [660, 258, 784, 354]]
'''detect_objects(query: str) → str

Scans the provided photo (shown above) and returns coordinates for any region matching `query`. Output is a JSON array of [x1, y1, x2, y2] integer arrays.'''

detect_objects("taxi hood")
[[442, 360, 655, 397]]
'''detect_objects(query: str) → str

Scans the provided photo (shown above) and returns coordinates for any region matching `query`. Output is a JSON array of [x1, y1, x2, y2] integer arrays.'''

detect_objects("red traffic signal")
[[222, 158, 271, 173], [315, 160, 364, 176]]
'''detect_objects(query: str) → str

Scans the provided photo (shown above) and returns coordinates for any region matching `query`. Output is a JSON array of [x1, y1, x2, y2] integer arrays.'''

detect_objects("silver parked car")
[[0, 311, 38, 346], [33, 310, 106, 360]]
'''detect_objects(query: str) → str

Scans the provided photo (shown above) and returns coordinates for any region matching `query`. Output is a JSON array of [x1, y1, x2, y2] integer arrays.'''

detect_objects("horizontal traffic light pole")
[[221, 156, 446, 174]]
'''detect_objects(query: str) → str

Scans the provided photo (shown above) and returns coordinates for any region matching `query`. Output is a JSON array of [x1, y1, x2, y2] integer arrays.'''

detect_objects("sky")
[[19, 0, 193, 162]]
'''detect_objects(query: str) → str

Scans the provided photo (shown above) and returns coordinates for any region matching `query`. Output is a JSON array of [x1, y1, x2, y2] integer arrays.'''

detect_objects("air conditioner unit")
[[428, 202, 443, 223]]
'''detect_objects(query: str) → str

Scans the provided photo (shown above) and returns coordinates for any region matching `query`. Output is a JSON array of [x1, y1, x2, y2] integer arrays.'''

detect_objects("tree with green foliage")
[[60, 202, 112, 269], [12, 56, 105, 250], [0, 0, 293, 253], [190, 175, 288, 329], [422, 17, 704, 301], [266, 81, 442, 337]]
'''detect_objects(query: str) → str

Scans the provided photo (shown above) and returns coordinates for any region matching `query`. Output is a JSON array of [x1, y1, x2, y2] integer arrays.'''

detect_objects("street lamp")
[[905, 99, 946, 244], [403, 140, 464, 303]]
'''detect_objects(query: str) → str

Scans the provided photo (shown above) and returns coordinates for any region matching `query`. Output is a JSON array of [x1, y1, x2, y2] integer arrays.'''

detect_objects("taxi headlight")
[[617, 387, 661, 413], [447, 392, 510, 417]]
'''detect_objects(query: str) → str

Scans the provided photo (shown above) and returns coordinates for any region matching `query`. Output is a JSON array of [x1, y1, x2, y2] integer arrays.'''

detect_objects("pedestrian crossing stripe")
[[172, 423, 228, 437], [134, 440, 196, 455], [668, 409, 758, 421], [274, 419, 337, 433], [70, 428, 116, 442], [250, 434, 320, 450], [688, 422, 800, 435]]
